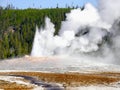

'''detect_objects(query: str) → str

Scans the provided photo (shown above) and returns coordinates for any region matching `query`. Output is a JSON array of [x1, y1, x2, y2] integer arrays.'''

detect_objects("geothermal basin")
[[1, 0, 120, 89]]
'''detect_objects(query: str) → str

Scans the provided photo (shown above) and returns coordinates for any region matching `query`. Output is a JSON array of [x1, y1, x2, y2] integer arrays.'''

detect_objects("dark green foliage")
[[0, 8, 71, 59]]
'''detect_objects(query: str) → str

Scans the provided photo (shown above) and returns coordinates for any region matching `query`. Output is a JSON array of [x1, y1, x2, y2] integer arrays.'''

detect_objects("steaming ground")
[[0, 56, 120, 73]]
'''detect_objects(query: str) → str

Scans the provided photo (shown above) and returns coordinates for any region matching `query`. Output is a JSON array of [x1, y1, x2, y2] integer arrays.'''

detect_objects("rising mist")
[[30, 0, 120, 64]]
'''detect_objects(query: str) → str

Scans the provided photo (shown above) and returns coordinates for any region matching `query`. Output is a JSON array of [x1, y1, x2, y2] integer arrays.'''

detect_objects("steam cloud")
[[99, 0, 120, 24], [31, 0, 120, 64]]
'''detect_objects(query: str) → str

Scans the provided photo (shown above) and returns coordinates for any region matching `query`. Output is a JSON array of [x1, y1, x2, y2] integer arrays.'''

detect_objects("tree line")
[[0, 8, 71, 59]]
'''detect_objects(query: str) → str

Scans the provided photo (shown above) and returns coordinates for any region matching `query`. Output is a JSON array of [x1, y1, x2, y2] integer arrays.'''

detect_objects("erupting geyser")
[[31, 0, 120, 64], [1, 0, 120, 73]]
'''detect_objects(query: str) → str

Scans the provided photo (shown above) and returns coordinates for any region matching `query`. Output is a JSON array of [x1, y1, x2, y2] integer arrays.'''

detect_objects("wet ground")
[[9, 74, 64, 90], [0, 71, 120, 89]]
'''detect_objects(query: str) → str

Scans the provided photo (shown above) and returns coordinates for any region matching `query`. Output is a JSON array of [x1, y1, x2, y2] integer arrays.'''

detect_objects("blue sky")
[[0, 0, 97, 9]]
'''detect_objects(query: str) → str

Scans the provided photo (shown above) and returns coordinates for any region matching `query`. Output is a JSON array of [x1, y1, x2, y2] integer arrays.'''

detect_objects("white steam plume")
[[31, 3, 110, 56], [31, 17, 55, 56], [59, 3, 100, 35], [99, 0, 120, 24], [31, 1, 120, 64]]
